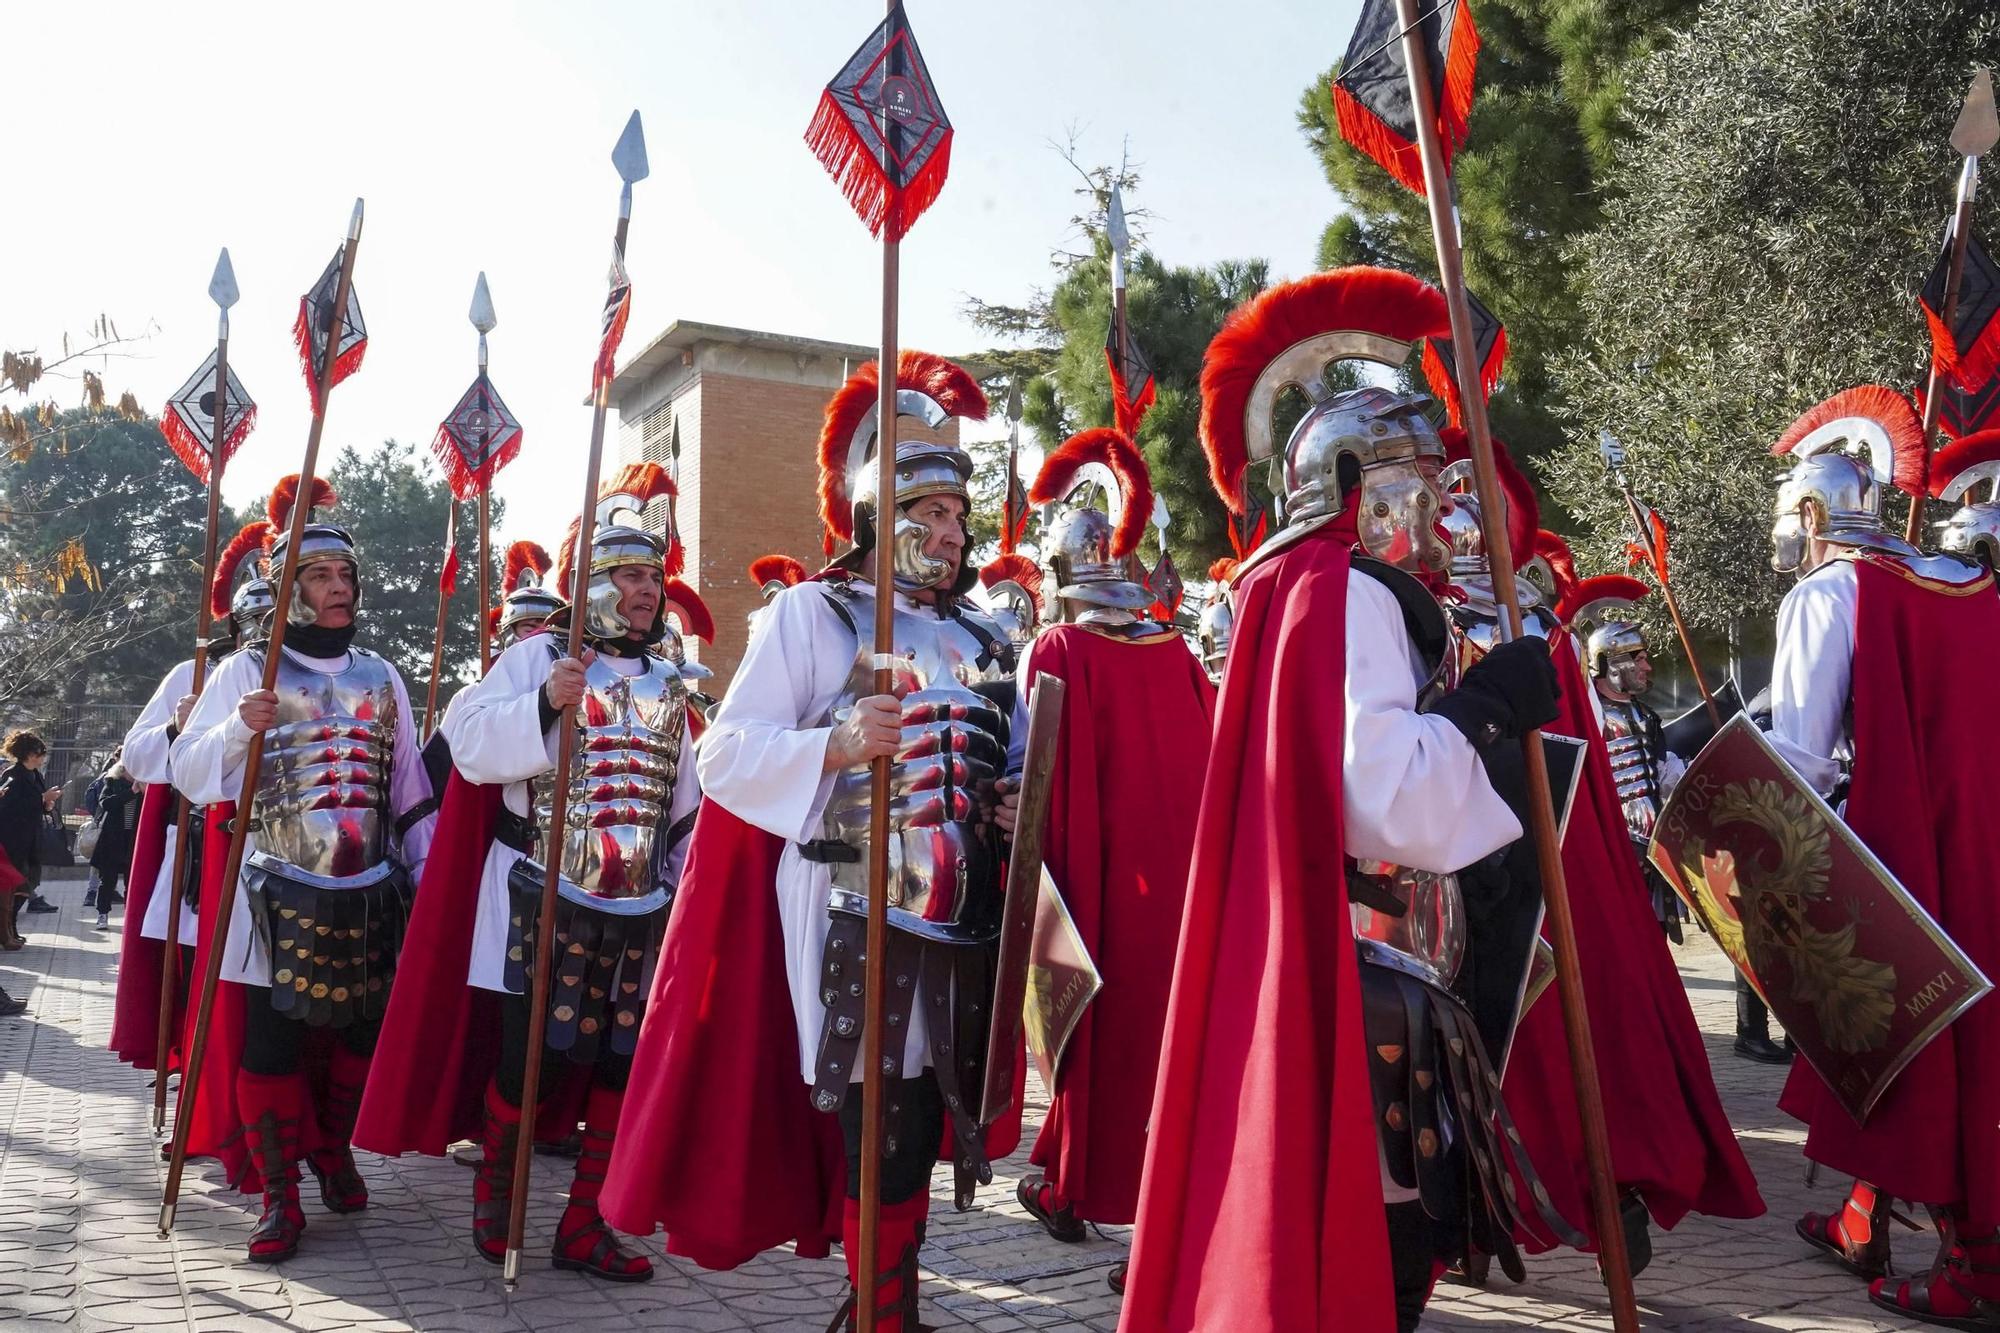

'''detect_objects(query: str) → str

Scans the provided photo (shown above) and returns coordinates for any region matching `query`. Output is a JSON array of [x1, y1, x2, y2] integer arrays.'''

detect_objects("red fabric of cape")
[[600, 802, 844, 1267], [109, 783, 176, 1069], [1502, 637, 1764, 1248], [1119, 526, 1394, 1333], [1777, 557, 2000, 1223], [1025, 625, 1215, 1226]]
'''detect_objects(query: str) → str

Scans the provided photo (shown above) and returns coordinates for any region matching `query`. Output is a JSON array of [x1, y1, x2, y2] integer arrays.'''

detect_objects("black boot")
[[1734, 975, 1789, 1064], [1385, 1202, 1434, 1333]]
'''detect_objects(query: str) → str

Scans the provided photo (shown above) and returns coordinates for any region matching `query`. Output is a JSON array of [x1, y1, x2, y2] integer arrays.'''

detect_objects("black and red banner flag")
[[1923, 226, 2000, 394], [1332, 0, 1480, 197], [806, 3, 953, 242], [293, 246, 367, 414], [1419, 286, 1506, 425]]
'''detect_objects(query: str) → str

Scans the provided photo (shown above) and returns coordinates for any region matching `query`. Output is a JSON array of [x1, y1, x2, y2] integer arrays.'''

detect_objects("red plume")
[[486, 605, 504, 638], [1030, 426, 1153, 558], [749, 554, 808, 589], [1770, 385, 1927, 494], [660, 578, 715, 643], [1556, 574, 1650, 627], [210, 520, 274, 619], [1532, 531, 1578, 598], [1208, 557, 1240, 584], [502, 540, 552, 596], [601, 460, 678, 506], [1199, 267, 1451, 512], [979, 552, 1044, 617], [1439, 427, 1539, 562], [1928, 428, 2000, 498], [266, 474, 338, 529], [816, 350, 988, 547]]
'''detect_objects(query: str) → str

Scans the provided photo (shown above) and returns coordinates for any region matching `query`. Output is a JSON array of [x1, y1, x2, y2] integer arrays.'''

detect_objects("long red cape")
[[1502, 637, 1764, 1248], [600, 801, 844, 1267], [1119, 525, 1395, 1332], [1777, 556, 2000, 1221], [1025, 625, 1214, 1226], [108, 784, 177, 1068]]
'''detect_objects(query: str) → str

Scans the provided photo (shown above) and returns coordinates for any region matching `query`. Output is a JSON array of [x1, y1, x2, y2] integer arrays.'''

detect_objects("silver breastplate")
[[535, 651, 687, 902], [1350, 862, 1466, 987], [1599, 696, 1661, 840], [817, 582, 1007, 944], [253, 648, 397, 882]]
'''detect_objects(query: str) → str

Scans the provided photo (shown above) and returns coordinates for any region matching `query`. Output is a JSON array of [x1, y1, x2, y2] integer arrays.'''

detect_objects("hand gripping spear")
[[1598, 429, 1721, 728], [160, 202, 366, 1236], [1906, 67, 1999, 543], [1390, 2, 1640, 1326], [501, 111, 648, 1288], [151, 249, 242, 1134]]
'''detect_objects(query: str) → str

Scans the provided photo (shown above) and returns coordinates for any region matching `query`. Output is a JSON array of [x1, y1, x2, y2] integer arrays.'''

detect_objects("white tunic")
[[1766, 559, 1858, 797], [170, 644, 434, 987], [441, 636, 702, 993], [125, 658, 200, 946], [697, 580, 938, 1084]]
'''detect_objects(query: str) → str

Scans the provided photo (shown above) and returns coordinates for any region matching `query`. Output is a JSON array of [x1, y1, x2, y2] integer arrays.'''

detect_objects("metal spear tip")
[[469, 272, 498, 334], [208, 248, 240, 309], [613, 111, 649, 184], [1005, 382, 1022, 423], [1106, 185, 1130, 257], [348, 198, 366, 239], [1151, 494, 1171, 533], [1953, 67, 1999, 158], [1597, 428, 1626, 466]]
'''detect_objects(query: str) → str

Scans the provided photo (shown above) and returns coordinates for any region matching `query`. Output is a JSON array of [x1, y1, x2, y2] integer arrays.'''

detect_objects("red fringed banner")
[[1623, 502, 1671, 587], [294, 245, 368, 415], [438, 503, 460, 598], [1419, 286, 1507, 425], [160, 349, 256, 484], [431, 372, 524, 502], [1001, 469, 1032, 554], [1922, 226, 2000, 394], [1917, 374, 2000, 442], [596, 254, 632, 392], [1104, 316, 1158, 438], [1332, 0, 1480, 198], [805, 3, 953, 243], [1146, 547, 1184, 621]]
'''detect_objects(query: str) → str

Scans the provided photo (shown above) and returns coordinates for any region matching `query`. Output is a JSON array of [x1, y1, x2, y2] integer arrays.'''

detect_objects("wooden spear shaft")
[[1616, 489, 1720, 728], [1906, 175, 1980, 544], [160, 206, 365, 1235], [478, 488, 493, 672], [1392, 3, 1639, 1327], [152, 331, 231, 1133], [422, 507, 453, 739]]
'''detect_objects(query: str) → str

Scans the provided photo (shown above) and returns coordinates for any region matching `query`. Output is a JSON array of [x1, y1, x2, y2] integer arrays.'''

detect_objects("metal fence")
[[0, 700, 143, 813]]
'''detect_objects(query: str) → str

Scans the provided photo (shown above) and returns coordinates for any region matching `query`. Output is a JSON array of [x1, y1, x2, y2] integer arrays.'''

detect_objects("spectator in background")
[[88, 754, 136, 930], [0, 730, 57, 1016]]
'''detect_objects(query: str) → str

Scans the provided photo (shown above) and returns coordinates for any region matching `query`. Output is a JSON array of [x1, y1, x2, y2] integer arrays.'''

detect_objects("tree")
[[1540, 0, 2000, 640], [1297, 0, 1700, 465], [323, 440, 502, 715], [965, 159, 1270, 572]]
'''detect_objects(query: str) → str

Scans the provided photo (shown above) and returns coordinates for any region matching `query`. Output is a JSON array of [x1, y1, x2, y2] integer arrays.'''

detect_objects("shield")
[[1648, 715, 1992, 1123], [979, 673, 1065, 1125], [1660, 677, 1745, 761], [1021, 866, 1103, 1090]]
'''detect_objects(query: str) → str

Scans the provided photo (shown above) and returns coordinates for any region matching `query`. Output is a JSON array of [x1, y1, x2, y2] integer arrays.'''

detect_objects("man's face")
[[610, 564, 663, 636], [1617, 648, 1654, 695], [905, 493, 968, 583], [299, 560, 357, 628]]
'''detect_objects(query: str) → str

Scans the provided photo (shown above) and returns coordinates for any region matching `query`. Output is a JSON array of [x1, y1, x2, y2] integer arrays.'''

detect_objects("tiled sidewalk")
[[0, 881, 1920, 1330]]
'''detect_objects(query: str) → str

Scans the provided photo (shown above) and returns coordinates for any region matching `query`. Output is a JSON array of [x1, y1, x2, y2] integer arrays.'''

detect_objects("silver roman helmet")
[[1555, 575, 1653, 693], [1199, 267, 1461, 576], [493, 539, 563, 648], [557, 461, 679, 643], [1435, 452, 1558, 662], [209, 516, 277, 649], [261, 474, 360, 628], [1930, 428, 2000, 570], [1029, 426, 1157, 620], [976, 553, 1042, 650], [817, 350, 988, 596], [1768, 385, 1925, 573], [1196, 559, 1237, 681]]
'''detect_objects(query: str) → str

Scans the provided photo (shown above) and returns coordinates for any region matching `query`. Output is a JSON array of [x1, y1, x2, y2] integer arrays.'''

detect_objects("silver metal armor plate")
[[534, 651, 689, 906], [252, 647, 397, 883], [1350, 863, 1467, 988], [1599, 696, 1662, 842], [1447, 575, 1557, 677], [816, 581, 1008, 944]]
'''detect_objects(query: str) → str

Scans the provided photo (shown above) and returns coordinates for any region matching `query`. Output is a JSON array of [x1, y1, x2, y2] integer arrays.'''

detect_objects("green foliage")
[[1542, 0, 2000, 633]]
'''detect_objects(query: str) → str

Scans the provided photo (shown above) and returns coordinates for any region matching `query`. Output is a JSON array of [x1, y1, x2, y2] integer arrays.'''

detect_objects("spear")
[[151, 248, 241, 1133], [1598, 429, 1721, 728], [1108, 180, 1132, 398], [501, 112, 648, 1288], [1390, 1, 1639, 1325], [472, 274, 498, 673], [1002, 381, 1023, 553], [421, 501, 458, 739], [1907, 67, 1998, 543], [161, 201, 366, 1235]]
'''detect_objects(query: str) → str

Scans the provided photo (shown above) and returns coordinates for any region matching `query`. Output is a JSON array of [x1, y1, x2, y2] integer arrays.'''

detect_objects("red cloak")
[[1024, 624, 1214, 1226], [599, 801, 844, 1267], [1501, 636, 1764, 1248], [1119, 525, 1395, 1333], [108, 783, 177, 1069], [1777, 555, 2000, 1223]]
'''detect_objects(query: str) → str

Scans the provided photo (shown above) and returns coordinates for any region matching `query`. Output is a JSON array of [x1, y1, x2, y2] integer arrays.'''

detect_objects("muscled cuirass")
[[534, 651, 688, 902], [1599, 694, 1661, 841], [816, 582, 1007, 944], [253, 647, 397, 881]]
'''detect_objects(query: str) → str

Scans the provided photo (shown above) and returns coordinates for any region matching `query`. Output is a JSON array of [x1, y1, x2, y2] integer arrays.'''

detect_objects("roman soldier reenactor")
[[747, 552, 809, 637], [109, 519, 275, 1072], [977, 551, 1042, 656], [1762, 390, 2000, 1327], [1194, 559, 1235, 685], [488, 539, 563, 653], [601, 351, 1016, 1331], [1120, 269, 1562, 1332], [170, 475, 434, 1263], [354, 462, 708, 1283], [1006, 427, 1214, 1290]]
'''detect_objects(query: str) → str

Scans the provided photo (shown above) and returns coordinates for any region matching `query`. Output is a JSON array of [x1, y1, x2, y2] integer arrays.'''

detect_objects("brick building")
[[608, 321, 963, 687]]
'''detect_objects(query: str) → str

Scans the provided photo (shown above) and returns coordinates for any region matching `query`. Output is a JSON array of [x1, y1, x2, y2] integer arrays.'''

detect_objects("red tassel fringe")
[[292, 298, 366, 417], [1105, 348, 1158, 438], [1419, 325, 1508, 427], [159, 401, 257, 485], [429, 423, 524, 503], [805, 92, 953, 244], [1331, 0, 1479, 199], [1928, 301, 2000, 398]]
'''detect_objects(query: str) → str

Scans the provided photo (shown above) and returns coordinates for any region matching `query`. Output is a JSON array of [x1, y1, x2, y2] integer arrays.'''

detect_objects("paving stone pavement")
[[0, 877, 1930, 1331]]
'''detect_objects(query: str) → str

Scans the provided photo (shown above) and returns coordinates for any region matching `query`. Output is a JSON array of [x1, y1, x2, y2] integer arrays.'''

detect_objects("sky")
[[9, 0, 1362, 546]]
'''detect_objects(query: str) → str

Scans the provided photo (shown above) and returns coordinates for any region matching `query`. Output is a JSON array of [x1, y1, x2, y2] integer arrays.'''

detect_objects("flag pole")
[[153, 248, 240, 1133], [472, 273, 499, 672], [1906, 68, 1996, 543], [1599, 433, 1721, 728], [1391, 2, 1639, 1326], [501, 112, 647, 1288], [161, 201, 366, 1236], [422, 507, 453, 739]]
